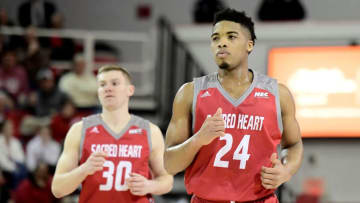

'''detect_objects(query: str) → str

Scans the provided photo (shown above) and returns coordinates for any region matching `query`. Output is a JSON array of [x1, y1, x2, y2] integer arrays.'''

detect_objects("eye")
[[112, 81, 119, 86], [228, 35, 237, 40], [212, 36, 219, 42]]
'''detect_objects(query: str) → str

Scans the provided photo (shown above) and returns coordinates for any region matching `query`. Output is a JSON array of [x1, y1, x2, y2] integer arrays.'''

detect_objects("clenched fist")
[[82, 151, 108, 176], [194, 107, 225, 146]]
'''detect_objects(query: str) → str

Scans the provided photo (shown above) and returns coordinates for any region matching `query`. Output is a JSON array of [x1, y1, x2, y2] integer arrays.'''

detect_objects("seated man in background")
[[59, 54, 99, 112]]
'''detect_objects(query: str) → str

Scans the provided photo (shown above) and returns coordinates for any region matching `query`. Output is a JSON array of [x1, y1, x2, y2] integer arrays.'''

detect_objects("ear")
[[247, 40, 254, 53], [128, 85, 135, 97]]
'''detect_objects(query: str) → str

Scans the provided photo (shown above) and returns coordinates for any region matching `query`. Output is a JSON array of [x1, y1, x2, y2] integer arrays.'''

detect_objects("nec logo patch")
[[129, 129, 142, 134], [254, 92, 269, 98]]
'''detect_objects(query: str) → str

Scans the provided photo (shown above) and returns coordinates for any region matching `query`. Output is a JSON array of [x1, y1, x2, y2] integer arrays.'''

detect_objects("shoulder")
[[27, 136, 41, 148], [277, 83, 296, 114], [170, 82, 194, 116], [69, 120, 83, 132], [278, 83, 294, 101], [65, 120, 83, 142], [149, 122, 162, 137], [148, 122, 164, 149], [11, 137, 23, 148], [178, 82, 194, 95], [60, 120, 84, 154], [59, 73, 74, 83], [174, 82, 194, 103], [255, 71, 277, 86]]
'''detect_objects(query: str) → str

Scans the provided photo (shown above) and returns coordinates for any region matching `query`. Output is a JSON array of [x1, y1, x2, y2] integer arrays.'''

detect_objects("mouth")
[[216, 50, 230, 58]]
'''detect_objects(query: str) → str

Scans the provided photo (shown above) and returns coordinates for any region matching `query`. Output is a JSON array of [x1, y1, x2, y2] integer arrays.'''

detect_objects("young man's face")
[[210, 20, 253, 70], [97, 70, 134, 111]]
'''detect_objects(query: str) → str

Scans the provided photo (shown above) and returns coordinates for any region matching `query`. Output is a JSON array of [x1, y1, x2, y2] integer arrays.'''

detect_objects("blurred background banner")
[[268, 46, 360, 138]]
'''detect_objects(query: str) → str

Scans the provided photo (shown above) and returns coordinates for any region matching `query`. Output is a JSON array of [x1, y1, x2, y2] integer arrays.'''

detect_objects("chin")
[[219, 62, 230, 70], [104, 105, 117, 111]]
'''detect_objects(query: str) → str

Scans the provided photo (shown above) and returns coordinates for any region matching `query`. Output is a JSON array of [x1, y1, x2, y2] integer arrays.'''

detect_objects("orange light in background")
[[268, 46, 360, 137]]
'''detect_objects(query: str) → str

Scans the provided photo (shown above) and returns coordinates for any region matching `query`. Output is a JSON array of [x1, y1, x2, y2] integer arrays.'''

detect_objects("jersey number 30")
[[213, 134, 250, 169], [99, 161, 132, 191]]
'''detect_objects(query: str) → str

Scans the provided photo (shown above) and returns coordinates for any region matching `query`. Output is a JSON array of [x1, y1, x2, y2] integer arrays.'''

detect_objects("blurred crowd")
[[0, 1, 103, 202]]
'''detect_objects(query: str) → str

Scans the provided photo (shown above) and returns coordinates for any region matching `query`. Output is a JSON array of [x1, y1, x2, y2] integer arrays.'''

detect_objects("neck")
[[218, 65, 252, 85], [101, 105, 131, 127]]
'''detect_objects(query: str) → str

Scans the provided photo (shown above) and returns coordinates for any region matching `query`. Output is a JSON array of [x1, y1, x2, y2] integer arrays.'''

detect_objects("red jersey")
[[185, 70, 282, 202], [79, 114, 154, 203]]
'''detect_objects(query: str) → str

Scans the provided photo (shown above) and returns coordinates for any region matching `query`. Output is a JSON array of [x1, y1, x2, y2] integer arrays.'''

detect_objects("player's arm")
[[163, 82, 198, 175], [126, 123, 173, 196], [279, 83, 303, 176], [261, 84, 303, 189], [147, 123, 173, 194], [164, 82, 225, 175], [51, 121, 107, 198]]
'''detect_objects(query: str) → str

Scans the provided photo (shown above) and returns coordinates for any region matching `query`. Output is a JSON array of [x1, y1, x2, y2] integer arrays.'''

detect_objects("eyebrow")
[[98, 78, 120, 83], [227, 31, 239, 35], [211, 31, 239, 38]]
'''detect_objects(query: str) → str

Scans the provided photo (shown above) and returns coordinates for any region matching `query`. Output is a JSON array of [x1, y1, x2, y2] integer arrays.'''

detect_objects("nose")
[[104, 86, 113, 92], [217, 39, 227, 48]]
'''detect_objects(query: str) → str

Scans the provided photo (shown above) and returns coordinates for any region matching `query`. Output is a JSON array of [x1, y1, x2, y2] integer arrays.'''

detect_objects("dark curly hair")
[[213, 8, 257, 45]]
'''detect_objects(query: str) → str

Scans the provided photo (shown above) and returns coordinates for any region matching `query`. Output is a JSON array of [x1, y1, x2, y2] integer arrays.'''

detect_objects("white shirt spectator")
[[59, 54, 98, 108], [26, 126, 61, 172], [59, 72, 98, 108], [0, 134, 25, 172]]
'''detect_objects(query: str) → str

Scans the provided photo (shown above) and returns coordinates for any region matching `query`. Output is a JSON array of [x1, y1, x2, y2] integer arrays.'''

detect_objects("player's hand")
[[260, 153, 291, 189], [82, 151, 108, 176], [126, 172, 152, 196], [194, 107, 225, 146]]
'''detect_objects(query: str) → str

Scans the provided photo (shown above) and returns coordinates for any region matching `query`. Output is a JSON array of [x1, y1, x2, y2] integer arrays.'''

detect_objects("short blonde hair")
[[97, 65, 132, 84]]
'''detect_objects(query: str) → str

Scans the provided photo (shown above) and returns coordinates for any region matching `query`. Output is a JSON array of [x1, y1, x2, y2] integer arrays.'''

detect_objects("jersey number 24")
[[213, 134, 250, 169]]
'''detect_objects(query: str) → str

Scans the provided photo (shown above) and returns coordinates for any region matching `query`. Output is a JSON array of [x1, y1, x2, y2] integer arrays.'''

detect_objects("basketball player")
[[51, 65, 173, 202], [164, 8, 303, 203]]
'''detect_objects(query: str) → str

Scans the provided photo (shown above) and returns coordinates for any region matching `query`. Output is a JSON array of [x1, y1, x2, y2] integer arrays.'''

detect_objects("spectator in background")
[[0, 120, 27, 191], [0, 48, 30, 106], [0, 8, 15, 27], [13, 162, 55, 203], [0, 169, 8, 202], [0, 90, 26, 139], [26, 125, 61, 173], [27, 68, 68, 117], [20, 26, 51, 89], [18, 0, 57, 28], [0, 8, 20, 50], [50, 99, 82, 144], [193, 0, 225, 23], [59, 54, 99, 111], [0, 90, 14, 124], [49, 12, 76, 60]]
